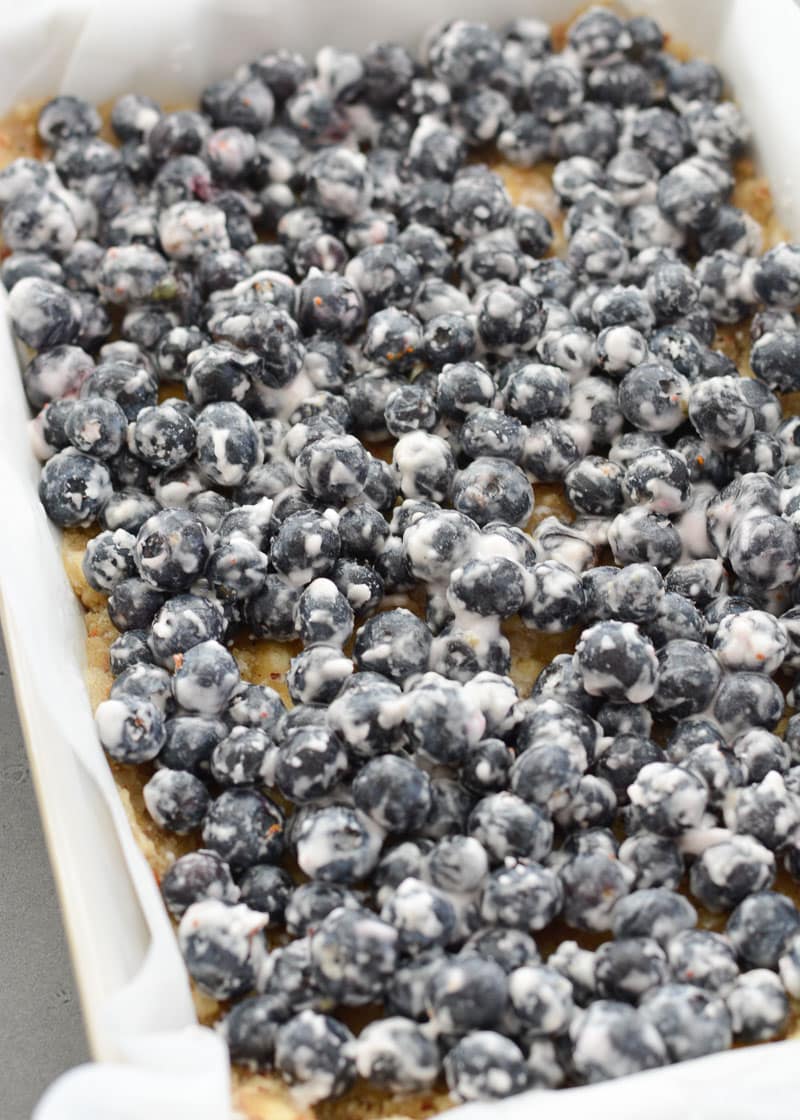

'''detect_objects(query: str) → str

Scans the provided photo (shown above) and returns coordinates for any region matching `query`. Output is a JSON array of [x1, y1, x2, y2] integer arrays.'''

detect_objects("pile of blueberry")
[[11, 3, 800, 1105]]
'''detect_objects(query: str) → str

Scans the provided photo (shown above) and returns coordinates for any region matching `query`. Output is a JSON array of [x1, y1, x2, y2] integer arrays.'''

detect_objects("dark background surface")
[[0, 632, 88, 1119]]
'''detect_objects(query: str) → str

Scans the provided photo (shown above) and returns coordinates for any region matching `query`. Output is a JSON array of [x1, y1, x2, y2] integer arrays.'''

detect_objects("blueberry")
[[564, 457, 624, 516], [38, 446, 113, 527], [608, 506, 682, 571], [594, 938, 669, 1006], [574, 620, 658, 704], [407, 114, 467, 179], [444, 1031, 529, 1101], [689, 375, 757, 452], [143, 767, 209, 833], [474, 282, 543, 356], [427, 953, 508, 1033], [38, 95, 101, 145], [302, 146, 371, 220], [345, 243, 419, 316], [383, 385, 438, 440], [287, 644, 353, 705], [641, 984, 732, 1062], [82, 529, 136, 593], [184, 343, 257, 407], [171, 639, 239, 717], [506, 964, 574, 1043], [9, 276, 84, 350], [520, 560, 585, 633], [272, 723, 347, 804], [220, 993, 291, 1071], [528, 58, 584, 123], [619, 360, 690, 433], [95, 696, 165, 763], [469, 792, 553, 864], [726, 771, 798, 857], [353, 755, 431, 833], [547, 941, 597, 1007], [504, 363, 570, 424], [203, 787, 284, 871], [131, 508, 209, 593], [570, 1000, 667, 1083], [274, 1011, 356, 1102], [289, 578, 354, 649], [690, 834, 776, 912], [427, 20, 502, 91], [448, 556, 526, 619], [148, 110, 211, 162], [210, 725, 271, 788], [178, 898, 266, 999], [480, 860, 563, 931], [160, 849, 238, 918], [618, 832, 684, 891], [667, 717, 727, 763], [330, 557, 384, 617], [450, 457, 532, 529], [293, 805, 382, 884], [270, 510, 340, 587], [130, 402, 196, 470], [381, 877, 457, 954], [421, 314, 477, 373], [611, 888, 697, 945], [285, 883, 362, 937], [295, 271, 364, 340], [753, 243, 800, 306], [596, 702, 653, 739], [728, 887, 795, 970], [159, 715, 226, 775], [108, 629, 155, 677], [651, 639, 723, 720], [97, 245, 176, 306], [107, 577, 167, 632], [326, 674, 406, 760], [461, 930, 540, 978], [355, 1017, 440, 1093], [567, 224, 629, 283], [559, 853, 634, 931], [354, 608, 432, 685], [727, 970, 789, 1042], [309, 906, 397, 1006], [713, 671, 784, 737]]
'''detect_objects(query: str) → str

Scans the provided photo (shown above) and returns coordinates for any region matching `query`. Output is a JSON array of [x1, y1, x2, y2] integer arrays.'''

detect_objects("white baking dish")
[[2, 1, 800, 1116]]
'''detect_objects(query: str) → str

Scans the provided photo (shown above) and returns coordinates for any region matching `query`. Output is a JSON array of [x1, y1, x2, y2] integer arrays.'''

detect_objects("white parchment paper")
[[0, 1, 799, 1116]]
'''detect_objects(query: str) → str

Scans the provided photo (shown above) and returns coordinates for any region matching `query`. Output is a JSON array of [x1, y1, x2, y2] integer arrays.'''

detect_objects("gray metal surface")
[[0, 632, 88, 1119]]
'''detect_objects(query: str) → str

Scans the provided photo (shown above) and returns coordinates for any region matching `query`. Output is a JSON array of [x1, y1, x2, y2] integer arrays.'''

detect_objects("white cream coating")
[[355, 1017, 439, 1092], [295, 806, 385, 881], [173, 639, 240, 715], [382, 876, 455, 944], [727, 969, 788, 1039], [277, 1009, 355, 1107], [532, 517, 594, 573], [392, 430, 454, 502], [508, 964, 574, 1035], [714, 609, 788, 673], [158, 201, 231, 262], [462, 672, 519, 737], [695, 833, 775, 886], [628, 762, 708, 832], [177, 898, 268, 969]]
